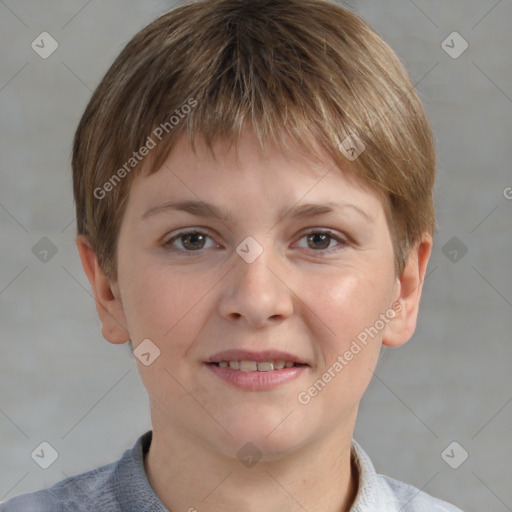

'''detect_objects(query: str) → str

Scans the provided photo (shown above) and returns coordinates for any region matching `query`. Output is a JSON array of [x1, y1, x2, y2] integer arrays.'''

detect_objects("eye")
[[162, 228, 348, 254], [163, 230, 217, 253], [295, 229, 348, 252]]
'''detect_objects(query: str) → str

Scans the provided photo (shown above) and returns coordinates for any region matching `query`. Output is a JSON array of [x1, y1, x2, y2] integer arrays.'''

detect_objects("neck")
[[144, 419, 358, 512]]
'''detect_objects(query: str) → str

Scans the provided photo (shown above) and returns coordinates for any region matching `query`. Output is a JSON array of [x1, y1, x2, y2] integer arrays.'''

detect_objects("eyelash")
[[162, 229, 348, 255]]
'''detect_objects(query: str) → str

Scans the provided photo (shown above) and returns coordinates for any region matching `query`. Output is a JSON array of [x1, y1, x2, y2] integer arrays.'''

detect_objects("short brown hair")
[[72, 0, 436, 282]]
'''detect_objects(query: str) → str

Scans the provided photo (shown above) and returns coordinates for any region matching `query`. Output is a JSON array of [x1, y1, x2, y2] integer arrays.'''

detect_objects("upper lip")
[[206, 349, 309, 365]]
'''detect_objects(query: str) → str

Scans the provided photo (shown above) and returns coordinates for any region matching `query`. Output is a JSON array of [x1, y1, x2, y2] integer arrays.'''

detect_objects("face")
[[111, 127, 404, 459]]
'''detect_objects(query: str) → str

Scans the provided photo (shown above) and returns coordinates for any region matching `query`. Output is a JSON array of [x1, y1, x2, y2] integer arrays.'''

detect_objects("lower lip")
[[205, 363, 307, 391]]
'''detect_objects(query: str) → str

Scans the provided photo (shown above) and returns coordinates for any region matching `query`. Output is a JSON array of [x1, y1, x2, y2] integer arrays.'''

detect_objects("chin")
[[211, 407, 312, 460]]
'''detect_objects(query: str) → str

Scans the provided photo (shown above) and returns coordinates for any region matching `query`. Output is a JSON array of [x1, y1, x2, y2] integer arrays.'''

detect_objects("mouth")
[[207, 360, 307, 371], [204, 350, 309, 390]]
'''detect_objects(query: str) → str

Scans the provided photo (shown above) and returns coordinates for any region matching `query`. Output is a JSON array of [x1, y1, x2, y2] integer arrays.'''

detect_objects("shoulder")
[[350, 440, 464, 512], [0, 431, 155, 512], [0, 460, 119, 512], [378, 474, 464, 512]]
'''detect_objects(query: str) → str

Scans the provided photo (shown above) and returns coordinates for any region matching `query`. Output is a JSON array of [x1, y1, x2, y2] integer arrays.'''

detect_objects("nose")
[[217, 243, 294, 328]]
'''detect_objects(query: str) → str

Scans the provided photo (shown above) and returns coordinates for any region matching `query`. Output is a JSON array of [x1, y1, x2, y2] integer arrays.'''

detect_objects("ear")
[[75, 235, 130, 344], [382, 233, 433, 348]]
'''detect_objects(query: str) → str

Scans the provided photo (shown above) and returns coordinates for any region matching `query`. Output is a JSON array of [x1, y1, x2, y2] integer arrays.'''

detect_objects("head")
[[74, 0, 435, 458]]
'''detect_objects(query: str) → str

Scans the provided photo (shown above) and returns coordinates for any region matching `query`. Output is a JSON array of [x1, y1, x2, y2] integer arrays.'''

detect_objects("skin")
[[77, 126, 432, 512]]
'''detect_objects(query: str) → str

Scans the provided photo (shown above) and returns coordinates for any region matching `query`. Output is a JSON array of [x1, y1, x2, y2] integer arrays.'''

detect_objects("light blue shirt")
[[0, 431, 463, 511]]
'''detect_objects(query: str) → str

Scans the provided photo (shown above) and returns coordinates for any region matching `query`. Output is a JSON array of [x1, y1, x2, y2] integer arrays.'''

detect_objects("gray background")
[[1, 1, 511, 510]]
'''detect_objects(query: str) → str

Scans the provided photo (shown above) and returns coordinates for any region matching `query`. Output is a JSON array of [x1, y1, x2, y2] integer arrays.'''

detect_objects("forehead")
[[124, 127, 388, 231], [136, 128, 379, 196]]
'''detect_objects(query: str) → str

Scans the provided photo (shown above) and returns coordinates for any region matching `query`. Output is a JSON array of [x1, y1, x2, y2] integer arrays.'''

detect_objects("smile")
[[211, 360, 304, 371]]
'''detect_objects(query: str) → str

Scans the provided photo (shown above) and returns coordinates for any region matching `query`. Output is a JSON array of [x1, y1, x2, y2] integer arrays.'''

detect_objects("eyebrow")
[[140, 199, 373, 223]]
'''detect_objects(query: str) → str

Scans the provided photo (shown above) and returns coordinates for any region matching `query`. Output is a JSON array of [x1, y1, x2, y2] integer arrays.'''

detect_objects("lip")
[[204, 349, 309, 391], [205, 363, 308, 391], [206, 349, 308, 365]]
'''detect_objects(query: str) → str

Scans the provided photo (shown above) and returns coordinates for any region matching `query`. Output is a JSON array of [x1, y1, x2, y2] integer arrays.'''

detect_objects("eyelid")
[[296, 228, 349, 250], [162, 227, 219, 248], [162, 227, 349, 254]]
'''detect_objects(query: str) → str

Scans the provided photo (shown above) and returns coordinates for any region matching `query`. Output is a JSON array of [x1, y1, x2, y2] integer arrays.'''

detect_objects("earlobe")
[[382, 234, 433, 348], [75, 235, 131, 345]]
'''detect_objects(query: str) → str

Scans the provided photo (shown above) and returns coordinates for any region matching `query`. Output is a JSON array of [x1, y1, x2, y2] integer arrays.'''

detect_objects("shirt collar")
[[122, 431, 395, 512]]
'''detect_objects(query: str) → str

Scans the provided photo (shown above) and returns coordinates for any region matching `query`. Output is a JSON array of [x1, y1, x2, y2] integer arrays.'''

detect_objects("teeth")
[[215, 360, 299, 371], [257, 361, 274, 372], [240, 360, 258, 372]]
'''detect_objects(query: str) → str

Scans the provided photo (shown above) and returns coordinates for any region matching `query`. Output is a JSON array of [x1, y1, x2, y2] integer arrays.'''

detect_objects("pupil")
[[309, 233, 329, 250]]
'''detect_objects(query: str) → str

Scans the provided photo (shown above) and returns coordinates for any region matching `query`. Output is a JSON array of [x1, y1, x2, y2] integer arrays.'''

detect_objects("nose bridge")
[[218, 235, 293, 325], [236, 237, 278, 290]]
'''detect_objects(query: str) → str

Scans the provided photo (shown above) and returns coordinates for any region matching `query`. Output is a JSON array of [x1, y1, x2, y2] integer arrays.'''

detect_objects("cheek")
[[310, 267, 392, 337], [301, 267, 393, 377], [295, 271, 390, 416], [119, 259, 222, 361], [119, 260, 208, 345]]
